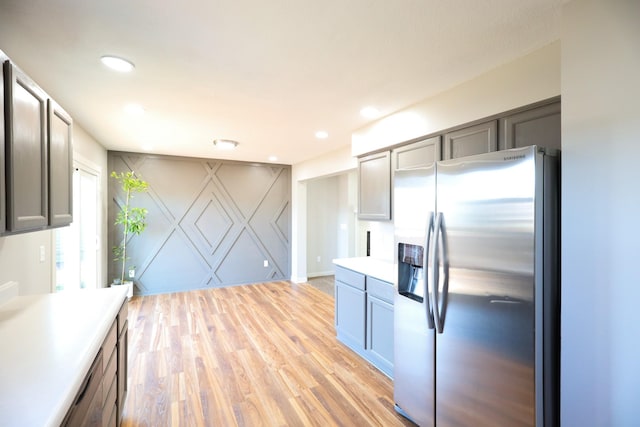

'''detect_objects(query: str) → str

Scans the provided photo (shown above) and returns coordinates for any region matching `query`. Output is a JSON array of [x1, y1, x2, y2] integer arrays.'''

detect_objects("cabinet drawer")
[[63, 350, 103, 427], [335, 266, 365, 290], [367, 277, 394, 304], [104, 320, 117, 357], [103, 377, 117, 426], [104, 346, 117, 397], [118, 299, 128, 335]]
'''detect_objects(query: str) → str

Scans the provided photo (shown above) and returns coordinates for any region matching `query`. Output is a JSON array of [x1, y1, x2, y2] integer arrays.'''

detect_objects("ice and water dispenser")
[[397, 243, 425, 303]]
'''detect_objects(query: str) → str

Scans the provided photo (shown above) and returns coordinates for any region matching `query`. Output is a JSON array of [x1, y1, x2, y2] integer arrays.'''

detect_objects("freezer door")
[[393, 164, 436, 426], [434, 147, 539, 426]]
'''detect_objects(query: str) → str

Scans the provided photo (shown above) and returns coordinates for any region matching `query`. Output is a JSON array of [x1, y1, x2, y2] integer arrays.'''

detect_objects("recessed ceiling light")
[[360, 106, 381, 119], [142, 144, 154, 151], [213, 139, 239, 150], [124, 103, 145, 115], [268, 155, 278, 162], [315, 131, 329, 139], [100, 55, 135, 72]]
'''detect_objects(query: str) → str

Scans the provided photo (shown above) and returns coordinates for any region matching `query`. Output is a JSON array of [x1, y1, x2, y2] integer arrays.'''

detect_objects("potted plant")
[[111, 171, 149, 298]]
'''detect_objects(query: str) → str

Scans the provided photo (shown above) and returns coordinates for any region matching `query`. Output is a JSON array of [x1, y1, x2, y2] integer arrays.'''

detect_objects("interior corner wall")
[[561, 1, 640, 425], [108, 152, 291, 295]]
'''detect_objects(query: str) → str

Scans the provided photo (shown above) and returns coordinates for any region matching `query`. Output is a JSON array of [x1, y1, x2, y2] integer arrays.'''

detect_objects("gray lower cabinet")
[[63, 350, 104, 427], [117, 300, 129, 426], [365, 277, 394, 377], [335, 265, 394, 378], [102, 320, 118, 427], [443, 120, 498, 160], [62, 298, 127, 427], [335, 267, 366, 350], [358, 151, 391, 220], [499, 101, 561, 151]]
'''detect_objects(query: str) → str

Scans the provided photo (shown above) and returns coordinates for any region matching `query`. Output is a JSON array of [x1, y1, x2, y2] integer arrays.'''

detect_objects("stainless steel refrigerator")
[[393, 145, 559, 427]]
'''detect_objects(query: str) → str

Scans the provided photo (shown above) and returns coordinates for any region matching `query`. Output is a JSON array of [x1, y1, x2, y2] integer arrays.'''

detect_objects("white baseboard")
[[0, 281, 19, 305]]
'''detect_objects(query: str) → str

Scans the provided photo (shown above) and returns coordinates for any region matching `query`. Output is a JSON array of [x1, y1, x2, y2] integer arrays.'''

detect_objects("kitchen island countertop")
[[0, 286, 128, 426]]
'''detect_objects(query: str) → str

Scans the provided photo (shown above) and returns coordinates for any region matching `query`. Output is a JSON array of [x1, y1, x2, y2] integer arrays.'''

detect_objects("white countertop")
[[0, 287, 128, 427], [333, 257, 396, 284]]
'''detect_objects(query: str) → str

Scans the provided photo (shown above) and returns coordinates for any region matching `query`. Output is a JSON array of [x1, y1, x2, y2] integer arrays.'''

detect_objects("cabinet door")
[[392, 135, 441, 171], [48, 99, 73, 227], [0, 60, 5, 234], [335, 280, 366, 350], [358, 151, 391, 220], [366, 294, 394, 378], [4, 61, 48, 231], [443, 120, 497, 160], [117, 322, 128, 426], [117, 300, 128, 424], [499, 101, 561, 151]]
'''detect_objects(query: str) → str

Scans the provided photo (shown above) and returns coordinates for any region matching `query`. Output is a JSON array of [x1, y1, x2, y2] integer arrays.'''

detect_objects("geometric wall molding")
[[108, 152, 291, 295]]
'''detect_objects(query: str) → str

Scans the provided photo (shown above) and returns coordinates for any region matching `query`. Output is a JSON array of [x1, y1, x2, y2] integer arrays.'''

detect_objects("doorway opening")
[[55, 162, 100, 291], [305, 170, 357, 295]]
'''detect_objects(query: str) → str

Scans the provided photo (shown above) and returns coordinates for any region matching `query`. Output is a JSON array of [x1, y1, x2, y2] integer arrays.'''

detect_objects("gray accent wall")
[[108, 152, 291, 295]]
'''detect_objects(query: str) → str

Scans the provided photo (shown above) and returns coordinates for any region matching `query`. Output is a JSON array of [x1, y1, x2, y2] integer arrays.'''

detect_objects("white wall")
[[291, 145, 357, 282], [561, 1, 640, 424], [0, 123, 108, 295], [306, 176, 340, 276], [0, 230, 53, 295], [352, 41, 561, 156]]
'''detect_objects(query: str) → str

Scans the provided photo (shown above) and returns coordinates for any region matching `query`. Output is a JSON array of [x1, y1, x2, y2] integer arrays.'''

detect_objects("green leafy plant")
[[111, 171, 149, 284]]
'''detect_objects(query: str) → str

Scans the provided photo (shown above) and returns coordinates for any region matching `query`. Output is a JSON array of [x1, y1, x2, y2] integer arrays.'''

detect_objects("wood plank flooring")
[[121, 280, 414, 426], [306, 275, 335, 296]]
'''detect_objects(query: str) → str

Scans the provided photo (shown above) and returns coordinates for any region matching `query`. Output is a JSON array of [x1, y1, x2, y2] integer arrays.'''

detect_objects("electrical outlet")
[[263, 260, 269, 267], [39, 245, 45, 263], [317, 256, 321, 263]]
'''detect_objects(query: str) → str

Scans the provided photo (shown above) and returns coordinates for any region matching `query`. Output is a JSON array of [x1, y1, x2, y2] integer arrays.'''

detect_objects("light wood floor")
[[121, 280, 414, 426], [306, 275, 335, 297]]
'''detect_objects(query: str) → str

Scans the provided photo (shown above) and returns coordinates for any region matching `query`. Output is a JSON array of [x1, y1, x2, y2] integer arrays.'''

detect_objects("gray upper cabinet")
[[499, 101, 561, 151], [48, 99, 73, 227], [392, 135, 441, 171], [443, 120, 498, 160], [0, 58, 5, 234], [4, 60, 49, 232], [358, 151, 391, 221]]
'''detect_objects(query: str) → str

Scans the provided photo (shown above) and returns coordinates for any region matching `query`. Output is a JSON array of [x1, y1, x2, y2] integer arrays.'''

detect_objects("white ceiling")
[[0, 0, 561, 165]]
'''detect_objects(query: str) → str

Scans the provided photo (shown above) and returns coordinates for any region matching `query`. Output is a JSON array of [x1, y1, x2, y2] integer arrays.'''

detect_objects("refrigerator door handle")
[[424, 212, 435, 329], [430, 212, 443, 333]]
